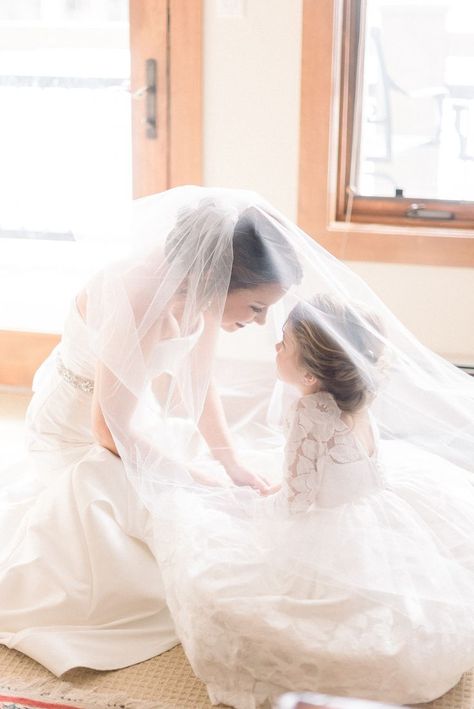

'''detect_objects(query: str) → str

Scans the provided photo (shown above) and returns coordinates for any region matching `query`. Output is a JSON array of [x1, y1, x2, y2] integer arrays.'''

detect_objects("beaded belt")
[[56, 354, 94, 394]]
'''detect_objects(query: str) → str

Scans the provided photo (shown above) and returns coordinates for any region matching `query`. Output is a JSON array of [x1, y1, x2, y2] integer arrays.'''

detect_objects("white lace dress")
[[153, 391, 474, 708], [0, 300, 187, 674]]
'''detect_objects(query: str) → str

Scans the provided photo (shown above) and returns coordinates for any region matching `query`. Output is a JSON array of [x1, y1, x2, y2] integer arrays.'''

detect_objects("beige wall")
[[203, 0, 474, 363], [203, 0, 302, 218]]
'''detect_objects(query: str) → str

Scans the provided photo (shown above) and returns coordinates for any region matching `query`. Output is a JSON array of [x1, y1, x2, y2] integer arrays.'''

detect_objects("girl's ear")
[[303, 371, 317, 385]]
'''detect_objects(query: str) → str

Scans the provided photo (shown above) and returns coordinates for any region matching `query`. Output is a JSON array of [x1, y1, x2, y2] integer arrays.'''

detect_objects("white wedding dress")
[[0, 300, 181, 675], [152, 391, 474, 708], [4, 186, 472, 708], [1, 300, 473, 705]]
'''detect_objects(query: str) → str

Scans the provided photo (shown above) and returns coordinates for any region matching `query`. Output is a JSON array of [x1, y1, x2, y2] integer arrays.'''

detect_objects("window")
[[0, 0, 202, 244], [299, 0, 474, 266], [0, 0, 202, 386], [0, 0, 132, 242]]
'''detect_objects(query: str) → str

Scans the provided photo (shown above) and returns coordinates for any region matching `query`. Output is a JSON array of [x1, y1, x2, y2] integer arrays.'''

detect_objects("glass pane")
[[0, 0, 131, 239], [355, 0, 474, 201]]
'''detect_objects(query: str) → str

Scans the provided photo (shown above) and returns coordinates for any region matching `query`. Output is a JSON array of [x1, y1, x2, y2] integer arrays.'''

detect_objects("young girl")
[[271, 294, 386, 512], [154, 294, 474, 709]]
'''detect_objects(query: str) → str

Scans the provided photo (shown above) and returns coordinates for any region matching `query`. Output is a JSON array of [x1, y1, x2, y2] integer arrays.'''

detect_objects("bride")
[[1, 186, 473, 706], [0, 186, 302, 673]]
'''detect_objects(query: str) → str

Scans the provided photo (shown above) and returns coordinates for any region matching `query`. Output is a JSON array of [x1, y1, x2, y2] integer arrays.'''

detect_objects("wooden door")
[[130, 0, 202, 197]]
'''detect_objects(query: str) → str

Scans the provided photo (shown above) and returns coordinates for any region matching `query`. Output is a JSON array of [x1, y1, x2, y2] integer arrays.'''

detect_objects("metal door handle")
[[145, 58, 157, 139], [130, 59, 157, 138]]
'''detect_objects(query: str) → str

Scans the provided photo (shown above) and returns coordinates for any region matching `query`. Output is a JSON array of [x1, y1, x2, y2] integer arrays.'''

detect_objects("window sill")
[[305, 220, 474, 267]]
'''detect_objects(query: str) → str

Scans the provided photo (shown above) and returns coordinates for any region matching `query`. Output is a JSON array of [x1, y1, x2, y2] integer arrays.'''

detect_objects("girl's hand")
[[224, 463, 271, 495]]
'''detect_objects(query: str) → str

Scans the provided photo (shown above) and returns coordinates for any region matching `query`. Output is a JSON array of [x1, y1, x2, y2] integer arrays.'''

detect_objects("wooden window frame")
[[298, 0, 474, 266]]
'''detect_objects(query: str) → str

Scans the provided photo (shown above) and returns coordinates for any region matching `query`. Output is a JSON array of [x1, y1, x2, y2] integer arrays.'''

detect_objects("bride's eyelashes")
[[251, 305, 265, 313]]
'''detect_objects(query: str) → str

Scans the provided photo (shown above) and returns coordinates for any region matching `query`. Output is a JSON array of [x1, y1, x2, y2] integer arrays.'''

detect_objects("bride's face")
[[221, 283, 286, 333]]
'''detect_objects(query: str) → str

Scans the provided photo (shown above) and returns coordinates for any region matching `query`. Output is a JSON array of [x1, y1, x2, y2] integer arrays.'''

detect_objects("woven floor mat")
[[0, 645, 215, 708], [0, 644, 472, 709], [413, 670, 473, 709]]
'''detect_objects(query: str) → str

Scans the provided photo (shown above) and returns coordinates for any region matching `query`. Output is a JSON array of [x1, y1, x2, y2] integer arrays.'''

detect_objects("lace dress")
[[153, 391, 474, 708], [0, 299, 208, 675]]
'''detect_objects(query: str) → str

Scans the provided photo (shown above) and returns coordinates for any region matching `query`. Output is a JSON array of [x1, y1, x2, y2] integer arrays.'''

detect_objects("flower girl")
[[155, 294, 474, 709]]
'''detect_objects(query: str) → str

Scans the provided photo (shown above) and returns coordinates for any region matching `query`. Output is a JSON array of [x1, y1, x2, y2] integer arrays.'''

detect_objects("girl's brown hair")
[[288, 294, 385, 413]]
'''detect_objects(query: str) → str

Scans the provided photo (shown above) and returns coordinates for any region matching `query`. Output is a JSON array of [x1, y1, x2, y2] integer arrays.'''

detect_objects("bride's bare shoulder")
[[74, 284, 189, 342]]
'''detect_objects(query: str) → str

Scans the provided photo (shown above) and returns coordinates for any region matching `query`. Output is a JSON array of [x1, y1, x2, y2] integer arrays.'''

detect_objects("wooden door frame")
[[130, 0, 202, 197]]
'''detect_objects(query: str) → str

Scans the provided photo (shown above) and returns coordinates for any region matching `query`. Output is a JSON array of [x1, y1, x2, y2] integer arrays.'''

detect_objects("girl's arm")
[[272, 397, 332, 512]]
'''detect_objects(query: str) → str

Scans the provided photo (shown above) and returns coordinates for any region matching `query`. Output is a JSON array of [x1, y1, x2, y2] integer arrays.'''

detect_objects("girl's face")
[[221, 283, 286, 332], [275, 322, 305, 386]]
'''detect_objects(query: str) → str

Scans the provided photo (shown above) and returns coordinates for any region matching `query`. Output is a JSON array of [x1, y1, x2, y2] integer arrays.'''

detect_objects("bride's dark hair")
[[165, 201, 302, 298], [229, 208, 303, 291]]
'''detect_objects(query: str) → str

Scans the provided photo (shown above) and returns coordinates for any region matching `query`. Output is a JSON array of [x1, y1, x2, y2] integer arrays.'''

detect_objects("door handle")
[[145, 58, 157, 139], [132, 59, 157, 138]]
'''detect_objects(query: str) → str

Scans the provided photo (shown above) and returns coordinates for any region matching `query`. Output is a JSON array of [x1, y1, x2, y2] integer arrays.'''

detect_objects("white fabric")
[[0, 186, 473, 707], [151, 391, 474, 708], [0, 301, 178, 674]]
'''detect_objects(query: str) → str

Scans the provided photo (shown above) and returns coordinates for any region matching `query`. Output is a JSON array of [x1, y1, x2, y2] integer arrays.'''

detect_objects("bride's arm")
[[198, 378, 238, 468], [190, 315, 269, 492], [91, 359, 228, 487], [90, 362, 124, 457], [78, 291, 121, 458], [198, 378, 270, 491]]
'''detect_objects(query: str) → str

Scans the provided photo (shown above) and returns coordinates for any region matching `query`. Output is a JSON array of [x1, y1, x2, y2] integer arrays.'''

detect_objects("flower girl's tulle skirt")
[[151, 441, 474, 708]]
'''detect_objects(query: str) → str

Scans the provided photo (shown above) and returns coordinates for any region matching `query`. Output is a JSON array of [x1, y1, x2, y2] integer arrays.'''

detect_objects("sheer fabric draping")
[[78, 186, 474, 706]]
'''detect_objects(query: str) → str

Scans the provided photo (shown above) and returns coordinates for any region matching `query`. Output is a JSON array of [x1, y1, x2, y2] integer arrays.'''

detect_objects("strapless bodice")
[[60, 300, 96, 380], [58, 299, 205, 386]]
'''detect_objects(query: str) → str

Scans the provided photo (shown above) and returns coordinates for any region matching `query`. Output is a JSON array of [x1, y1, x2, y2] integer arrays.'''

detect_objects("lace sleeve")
[[279, 393, 340, 513]]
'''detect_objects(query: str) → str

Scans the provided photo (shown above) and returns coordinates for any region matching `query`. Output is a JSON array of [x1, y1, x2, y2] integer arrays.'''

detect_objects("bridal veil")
[[77, 186, 474, 703]]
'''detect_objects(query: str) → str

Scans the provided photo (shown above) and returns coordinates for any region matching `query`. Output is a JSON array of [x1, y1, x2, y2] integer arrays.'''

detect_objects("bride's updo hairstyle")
[[229, 208, 302, 292], [164, 200, 302, 304], [289, 294, 385, 413]]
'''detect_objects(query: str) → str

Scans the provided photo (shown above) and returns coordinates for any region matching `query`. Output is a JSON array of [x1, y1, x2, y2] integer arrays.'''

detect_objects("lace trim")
[[56, 354, 94, 393]]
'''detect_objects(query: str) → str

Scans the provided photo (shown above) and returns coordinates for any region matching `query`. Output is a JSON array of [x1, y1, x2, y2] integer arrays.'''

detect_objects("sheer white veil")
[[82, 186, 305, 496], [78, 182, 474, 499], [80, 184, 474, 626]]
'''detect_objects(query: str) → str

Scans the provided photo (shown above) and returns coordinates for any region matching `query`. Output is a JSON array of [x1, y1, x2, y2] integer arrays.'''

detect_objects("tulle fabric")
[[82, 186, 474, 489], [147, 414, 474, 706], [76, 186, 474, 705]]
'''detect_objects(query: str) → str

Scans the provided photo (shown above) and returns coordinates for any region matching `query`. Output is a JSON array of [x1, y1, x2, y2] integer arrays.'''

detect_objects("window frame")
[[298, 0, 474, 266]]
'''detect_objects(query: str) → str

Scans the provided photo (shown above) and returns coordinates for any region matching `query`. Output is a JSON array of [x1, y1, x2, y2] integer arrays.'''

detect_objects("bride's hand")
[[224, 463, 271, 495], [189, 467, 231, 488]]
